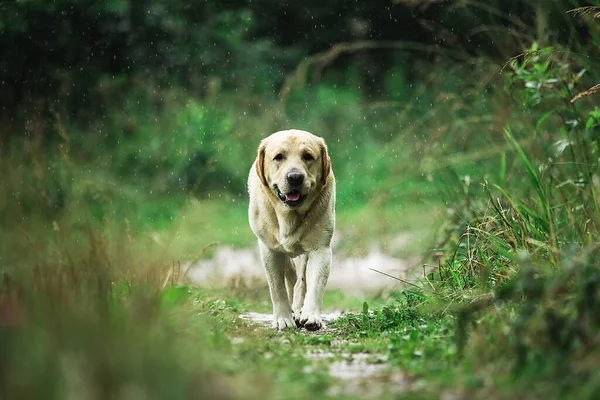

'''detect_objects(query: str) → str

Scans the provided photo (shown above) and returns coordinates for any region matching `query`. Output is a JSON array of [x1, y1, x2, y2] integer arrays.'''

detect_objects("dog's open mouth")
[[276, 188, 307, 208]]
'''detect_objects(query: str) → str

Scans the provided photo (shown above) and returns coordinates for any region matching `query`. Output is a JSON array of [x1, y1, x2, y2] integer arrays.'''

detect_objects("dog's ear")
[[320, 140, 331, 186], [255, 142, 268, 187]]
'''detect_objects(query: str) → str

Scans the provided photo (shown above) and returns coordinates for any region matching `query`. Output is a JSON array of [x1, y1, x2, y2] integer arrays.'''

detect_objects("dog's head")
[[255, 129, 331, 209]]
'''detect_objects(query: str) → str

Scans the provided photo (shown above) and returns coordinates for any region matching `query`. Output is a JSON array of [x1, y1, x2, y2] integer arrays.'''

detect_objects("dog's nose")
[[286, 170, 304, 186]]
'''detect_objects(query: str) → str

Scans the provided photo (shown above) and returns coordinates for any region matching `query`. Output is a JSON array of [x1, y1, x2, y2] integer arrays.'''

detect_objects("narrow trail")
[[190, 237, 423, 398], [239, 311, 416, 399]]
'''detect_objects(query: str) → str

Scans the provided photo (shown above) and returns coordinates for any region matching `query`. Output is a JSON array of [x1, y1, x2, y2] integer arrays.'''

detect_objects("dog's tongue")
[[285, 191, 301, 201]]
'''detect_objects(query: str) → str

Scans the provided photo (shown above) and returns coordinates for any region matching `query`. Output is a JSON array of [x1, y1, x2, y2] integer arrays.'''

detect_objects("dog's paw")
[[300, 310, 323, 331], [293, 309, 304, 327], [272, 313, 297, 330]]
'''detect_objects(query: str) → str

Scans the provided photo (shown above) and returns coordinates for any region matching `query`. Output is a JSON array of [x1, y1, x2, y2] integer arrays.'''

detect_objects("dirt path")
[[239, 311, 415, 398], [189, 237, 423, 398]]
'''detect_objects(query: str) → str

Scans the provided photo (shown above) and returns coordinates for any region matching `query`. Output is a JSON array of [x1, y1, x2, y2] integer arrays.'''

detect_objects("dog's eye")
[[273, 153, 284, 161], [302, 153, 314, 161]]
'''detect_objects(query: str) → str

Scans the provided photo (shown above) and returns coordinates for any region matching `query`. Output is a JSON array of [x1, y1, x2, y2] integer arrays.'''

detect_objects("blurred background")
[[3, 0, 595, 263], [2, 0, 600, 398], [0, 0, 593, 250]]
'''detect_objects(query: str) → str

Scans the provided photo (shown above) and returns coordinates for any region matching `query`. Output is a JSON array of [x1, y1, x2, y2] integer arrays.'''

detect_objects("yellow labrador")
[[248, 129, 335, 330]]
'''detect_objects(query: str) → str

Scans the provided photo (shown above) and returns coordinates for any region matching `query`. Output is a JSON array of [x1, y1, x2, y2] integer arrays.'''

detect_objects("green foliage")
[[0, 223, 343, 399], [504, 43, 566, 109], [160, 285, 191, 307], [332, 293, 456, 376], [0, 229, 239, 399], [434, 40, 600, 288], [427, 39, 600, 397], [104, 96, 242, 196]]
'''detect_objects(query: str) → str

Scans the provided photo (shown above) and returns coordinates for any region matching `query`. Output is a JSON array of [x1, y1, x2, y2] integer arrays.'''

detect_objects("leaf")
[[503, 127, 545, 208], [586, 117, 596, 130], [161, 285, 191, 308], [499, 152, 506, 183], [449, 264, 463, 290], [535, 111, 553, 132]]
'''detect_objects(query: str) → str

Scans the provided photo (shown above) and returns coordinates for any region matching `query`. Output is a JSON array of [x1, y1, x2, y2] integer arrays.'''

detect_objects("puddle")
[[323, 352, 414, 398]]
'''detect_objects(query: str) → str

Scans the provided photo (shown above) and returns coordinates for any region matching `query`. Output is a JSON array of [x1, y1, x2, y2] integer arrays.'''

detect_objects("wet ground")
[[189, 235, 423, 398], [239, 311, 418, 398]]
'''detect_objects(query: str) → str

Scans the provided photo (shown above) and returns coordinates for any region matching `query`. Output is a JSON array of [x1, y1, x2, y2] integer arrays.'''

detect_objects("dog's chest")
[[275, 215, 312, 256], [278, 235, 306, 256]]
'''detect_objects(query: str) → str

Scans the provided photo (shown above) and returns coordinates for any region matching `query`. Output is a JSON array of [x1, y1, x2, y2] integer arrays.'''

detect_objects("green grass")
[[190, 287, 452, 399], [331, 296, 456, 376], [335, 199, 440, 258], [161, 196, 256, 259]]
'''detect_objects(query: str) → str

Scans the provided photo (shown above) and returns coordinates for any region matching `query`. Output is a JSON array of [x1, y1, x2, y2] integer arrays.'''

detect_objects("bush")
[[425, 40, 600, 397]]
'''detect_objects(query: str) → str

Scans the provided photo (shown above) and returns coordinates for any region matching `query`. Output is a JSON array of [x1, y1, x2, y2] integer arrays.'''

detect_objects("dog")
[[248, 129, 335, 330]]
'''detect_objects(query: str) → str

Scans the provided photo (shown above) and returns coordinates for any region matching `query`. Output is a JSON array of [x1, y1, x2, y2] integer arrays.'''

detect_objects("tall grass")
[[419, 36, 600, 397], [0, 223, 236, 399], [0, 142, 266, 398]]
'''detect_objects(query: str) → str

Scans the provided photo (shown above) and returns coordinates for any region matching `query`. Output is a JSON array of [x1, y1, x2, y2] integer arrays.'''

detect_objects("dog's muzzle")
[[275, 186, 307, 208]]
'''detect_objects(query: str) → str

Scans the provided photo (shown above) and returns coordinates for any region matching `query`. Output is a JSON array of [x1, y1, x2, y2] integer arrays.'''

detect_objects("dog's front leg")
[[258, 242, 296, 330], [292, 254, 308, 326], [300, 247, 331, 331]]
